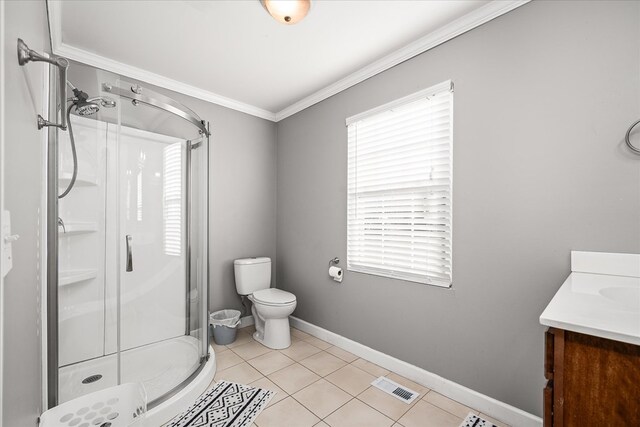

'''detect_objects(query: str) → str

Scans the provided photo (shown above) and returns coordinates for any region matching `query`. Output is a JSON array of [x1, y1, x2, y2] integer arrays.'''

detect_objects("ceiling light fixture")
[[262, 0, 311, 25]]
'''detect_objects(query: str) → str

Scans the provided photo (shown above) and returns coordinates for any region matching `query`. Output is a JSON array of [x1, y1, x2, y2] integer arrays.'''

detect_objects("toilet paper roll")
[[329, 265, 343, 283]]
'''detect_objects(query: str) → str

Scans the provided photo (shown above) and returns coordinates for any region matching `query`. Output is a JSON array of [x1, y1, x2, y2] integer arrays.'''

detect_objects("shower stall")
[[45, 61, 211, 413]]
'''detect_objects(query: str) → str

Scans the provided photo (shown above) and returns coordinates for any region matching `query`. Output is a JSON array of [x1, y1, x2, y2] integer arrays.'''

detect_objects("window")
[[346, 81, 453, 287], [163, 142, 182, 257]]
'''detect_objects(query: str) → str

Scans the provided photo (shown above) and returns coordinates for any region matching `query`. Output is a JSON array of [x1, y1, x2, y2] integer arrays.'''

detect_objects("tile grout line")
[[320, 363, 375, 396], [353, 383, 469, 426], [356, 385, 404, 418], [353, 384, 416, 424], [287, 390, 330, 422], [291, 334, 462, 425], [420, 391, 483, 421], [313, 394, 356, 425], [236, 330, 383, 422], [223, 328, 478, 427], [298, 350, 350, 378], [259, 357, 356, 422], [253, 342, 378, 424], [307, 362, 399, 424]]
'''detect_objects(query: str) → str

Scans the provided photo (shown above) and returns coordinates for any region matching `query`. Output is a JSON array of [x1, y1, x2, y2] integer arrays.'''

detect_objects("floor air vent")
[[371, 377, 420, 404]]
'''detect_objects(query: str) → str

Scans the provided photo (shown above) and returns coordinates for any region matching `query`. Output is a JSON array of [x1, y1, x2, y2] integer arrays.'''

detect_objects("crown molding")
[[53, 42, 278, 122], [275, 0, 531, 121], [47, 0, 276, 122], [47, 0, 529, 123]]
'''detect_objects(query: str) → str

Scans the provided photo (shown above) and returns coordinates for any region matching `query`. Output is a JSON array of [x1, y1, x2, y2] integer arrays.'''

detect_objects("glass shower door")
[[116, 124, 201, 403], [52, 70, 209, 409]]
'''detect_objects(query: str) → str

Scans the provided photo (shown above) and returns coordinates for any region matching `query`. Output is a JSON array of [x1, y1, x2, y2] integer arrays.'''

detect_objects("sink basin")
[[599, 286, 640, 311]]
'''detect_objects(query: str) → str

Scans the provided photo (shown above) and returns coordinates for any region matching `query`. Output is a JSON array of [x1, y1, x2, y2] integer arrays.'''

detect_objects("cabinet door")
[[562, 331, 640, 426]]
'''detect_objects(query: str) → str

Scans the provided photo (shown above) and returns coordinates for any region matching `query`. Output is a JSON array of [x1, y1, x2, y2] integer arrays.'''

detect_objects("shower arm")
[[17, 38, 69, 131], [65, 81, 78, 102]]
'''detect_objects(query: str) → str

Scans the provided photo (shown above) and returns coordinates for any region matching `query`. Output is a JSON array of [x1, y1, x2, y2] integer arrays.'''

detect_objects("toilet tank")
[[234, 257, 271, 295]]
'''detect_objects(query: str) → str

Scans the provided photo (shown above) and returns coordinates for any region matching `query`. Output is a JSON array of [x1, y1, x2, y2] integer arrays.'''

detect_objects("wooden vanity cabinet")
[[543, 328, 640, 426]]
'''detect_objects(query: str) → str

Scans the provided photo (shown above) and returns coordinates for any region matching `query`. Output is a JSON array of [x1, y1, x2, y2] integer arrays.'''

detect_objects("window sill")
[[346, 266, 452, 289]]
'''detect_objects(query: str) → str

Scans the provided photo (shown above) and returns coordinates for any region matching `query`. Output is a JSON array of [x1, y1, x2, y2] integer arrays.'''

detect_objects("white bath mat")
[[168, 381, 275, 427], [459, 412, 499, 427]]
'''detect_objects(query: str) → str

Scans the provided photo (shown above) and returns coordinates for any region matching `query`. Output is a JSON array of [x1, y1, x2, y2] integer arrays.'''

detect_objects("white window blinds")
[[346, 81, 453, 287], [163, 143, 183, 257]]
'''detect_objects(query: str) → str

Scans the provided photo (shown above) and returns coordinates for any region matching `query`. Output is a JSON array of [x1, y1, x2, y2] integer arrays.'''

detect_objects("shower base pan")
[[59, 336, 203, 404]]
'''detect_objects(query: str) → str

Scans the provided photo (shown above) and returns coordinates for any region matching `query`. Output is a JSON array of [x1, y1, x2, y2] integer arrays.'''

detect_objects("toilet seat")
[[252, 288, 296, 306]]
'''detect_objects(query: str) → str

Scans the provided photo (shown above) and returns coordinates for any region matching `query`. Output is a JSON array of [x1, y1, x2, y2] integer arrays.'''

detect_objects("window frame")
[[345, 80, 453, 288]]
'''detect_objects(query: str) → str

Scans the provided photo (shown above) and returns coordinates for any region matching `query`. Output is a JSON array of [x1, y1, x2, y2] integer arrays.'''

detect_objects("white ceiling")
[[55, 0, 511, 120]]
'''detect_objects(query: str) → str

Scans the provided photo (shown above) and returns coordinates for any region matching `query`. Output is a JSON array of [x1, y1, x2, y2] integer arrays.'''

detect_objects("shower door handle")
[[126, 235, 133, 272]]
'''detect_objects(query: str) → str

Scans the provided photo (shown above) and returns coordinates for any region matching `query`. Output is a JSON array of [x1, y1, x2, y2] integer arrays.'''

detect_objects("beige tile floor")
[[200, 326, 511, 427]]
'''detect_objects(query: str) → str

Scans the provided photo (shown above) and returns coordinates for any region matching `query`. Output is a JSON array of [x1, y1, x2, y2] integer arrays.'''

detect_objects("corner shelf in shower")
[[58, 222, 98, 237], [58, 172, 97, 187], [59, 269, 97, 286]]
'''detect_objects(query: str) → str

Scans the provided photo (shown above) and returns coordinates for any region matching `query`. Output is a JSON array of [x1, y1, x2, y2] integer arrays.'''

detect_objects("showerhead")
[[78, 96, 117, 116], [59, 83, 117, 199], [68, 85, 117, 116], [75, 100, 101, 116]]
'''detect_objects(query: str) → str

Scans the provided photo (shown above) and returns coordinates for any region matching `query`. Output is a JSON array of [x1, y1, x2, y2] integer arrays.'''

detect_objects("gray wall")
[[276, 0, 640, 416], [1, 1, 50, 425], [66, 62, 278, 315]]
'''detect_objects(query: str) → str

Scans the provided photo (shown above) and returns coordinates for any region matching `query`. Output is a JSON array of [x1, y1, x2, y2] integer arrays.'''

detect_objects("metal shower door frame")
[[45, 78, 211, 410]]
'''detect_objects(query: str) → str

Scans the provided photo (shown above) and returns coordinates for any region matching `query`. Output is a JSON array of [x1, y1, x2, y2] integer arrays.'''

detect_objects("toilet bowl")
[[249, 288, 297, 349], [234, 257, 296, 350]]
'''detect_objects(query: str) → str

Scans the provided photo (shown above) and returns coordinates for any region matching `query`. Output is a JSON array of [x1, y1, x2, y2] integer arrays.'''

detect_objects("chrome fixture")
[[57, 217, 66, 233], [67, 81, 117, 117], [17, 38, 70, 130], [625, 119, 640, 154], [126, 235, 133, 272], [103, 82, 210, 136], [46, 67, 211, 410], [16, 39, 110, 199], [329, 257, 339, 267], [59, 82, 117, 199], [261, 0, 310, 25]]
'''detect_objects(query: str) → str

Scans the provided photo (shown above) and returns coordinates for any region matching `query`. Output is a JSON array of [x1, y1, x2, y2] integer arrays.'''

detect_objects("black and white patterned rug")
[[168, 381, 275, 427], [459, 413, 499, 427]]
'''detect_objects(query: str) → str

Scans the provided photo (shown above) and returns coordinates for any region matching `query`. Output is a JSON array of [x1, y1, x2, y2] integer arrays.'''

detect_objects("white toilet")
[[234, 257, 297, 349]]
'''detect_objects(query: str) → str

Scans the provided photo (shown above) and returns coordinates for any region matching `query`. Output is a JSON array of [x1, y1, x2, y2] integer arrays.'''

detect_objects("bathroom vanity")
[[540, 251, 640, 427]]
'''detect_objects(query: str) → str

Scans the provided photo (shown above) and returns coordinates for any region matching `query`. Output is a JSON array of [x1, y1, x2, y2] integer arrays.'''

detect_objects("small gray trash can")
[[209, 309, 241, 345]]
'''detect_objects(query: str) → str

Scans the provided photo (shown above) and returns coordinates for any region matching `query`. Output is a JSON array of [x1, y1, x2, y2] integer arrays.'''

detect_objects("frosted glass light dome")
[[262, 0, 311, 25]]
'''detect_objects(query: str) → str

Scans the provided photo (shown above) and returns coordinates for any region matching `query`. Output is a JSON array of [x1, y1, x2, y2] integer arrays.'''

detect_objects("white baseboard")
[[289, 316, 542, 427], [239, 315, 255, 329]]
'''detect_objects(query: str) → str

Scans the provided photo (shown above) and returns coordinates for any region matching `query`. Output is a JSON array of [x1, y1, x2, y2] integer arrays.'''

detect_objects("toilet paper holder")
[[328, 257, 343, 283]]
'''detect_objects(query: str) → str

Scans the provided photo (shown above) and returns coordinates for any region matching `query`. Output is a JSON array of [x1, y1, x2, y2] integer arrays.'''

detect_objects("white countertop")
[[540, 251, 640, 346]]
